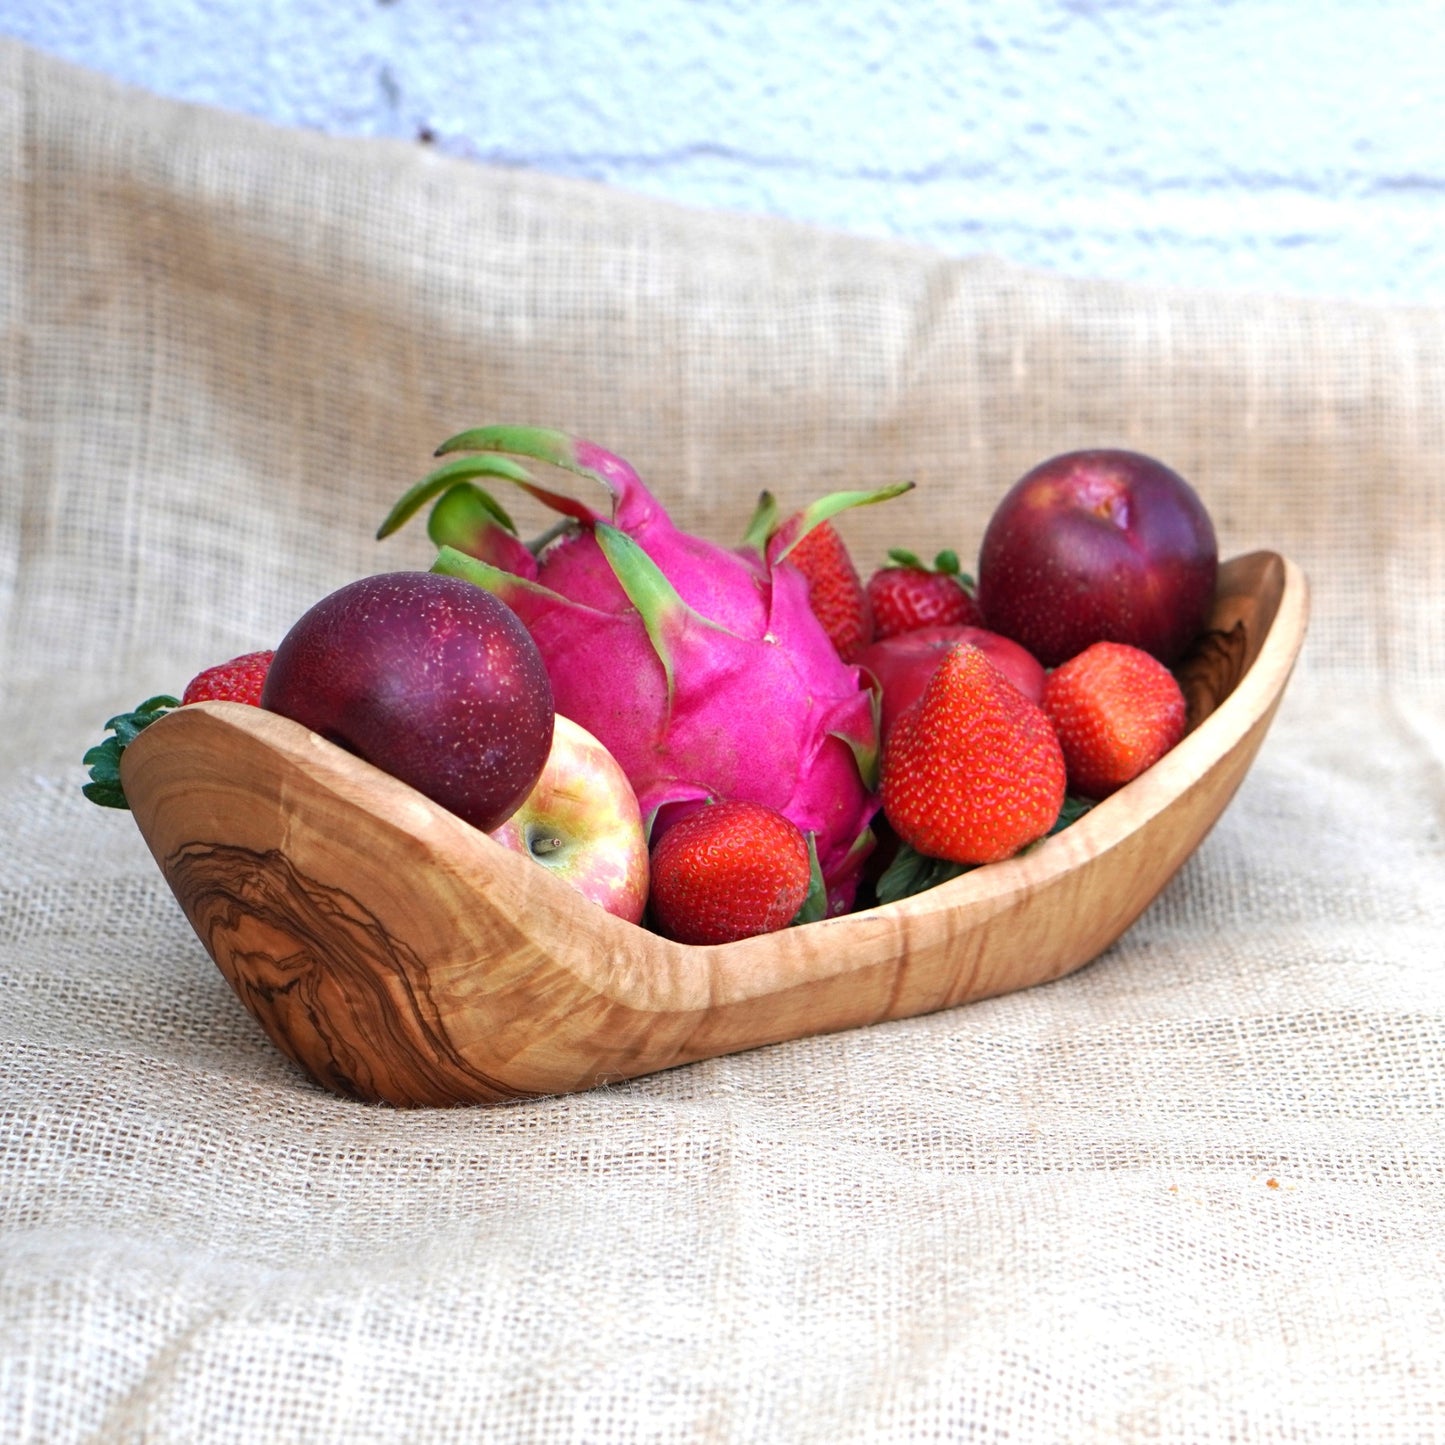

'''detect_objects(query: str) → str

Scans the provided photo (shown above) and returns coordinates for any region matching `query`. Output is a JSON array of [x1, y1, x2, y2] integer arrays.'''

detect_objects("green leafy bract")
[[874, 844, 975, 906], [81, 695, 180, 809], [874, 795, 1097, 905], [790, 833, 828, 927]]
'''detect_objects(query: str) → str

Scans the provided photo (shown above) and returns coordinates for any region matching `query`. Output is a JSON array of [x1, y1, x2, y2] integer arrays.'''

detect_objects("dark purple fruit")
[[976, 449, 1218, 667], [261, 571, 554, 833]]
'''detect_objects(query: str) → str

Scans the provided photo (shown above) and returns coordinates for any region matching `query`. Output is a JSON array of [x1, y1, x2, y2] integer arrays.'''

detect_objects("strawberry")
[[648, 800, 814, 945], [757, 505, 867, 661], [775, 518, 874, 662], [880, 643, 1065, 865], [181, 650, 275, 707], [83, 648, 273, 811], [745, 484, 911, 664], [866, 549, 983, 640], [1042, 641, 1187, 800]]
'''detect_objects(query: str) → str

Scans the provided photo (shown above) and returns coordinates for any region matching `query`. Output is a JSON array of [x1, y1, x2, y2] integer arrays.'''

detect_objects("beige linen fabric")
[[3, 37, 1444, 1444]]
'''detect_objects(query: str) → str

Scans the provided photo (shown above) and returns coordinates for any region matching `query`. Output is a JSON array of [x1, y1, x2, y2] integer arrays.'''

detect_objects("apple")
[[489, 715, 650, 923], [975, 449, 1218, 667], [857, 625, 1046, 741], [261, 571, 554, 833]]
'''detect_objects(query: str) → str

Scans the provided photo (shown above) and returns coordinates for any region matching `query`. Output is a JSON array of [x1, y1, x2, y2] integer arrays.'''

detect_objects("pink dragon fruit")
[[378, 426, 909, 914]]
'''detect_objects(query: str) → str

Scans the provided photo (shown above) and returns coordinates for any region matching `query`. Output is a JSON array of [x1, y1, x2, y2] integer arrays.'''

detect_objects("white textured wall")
[[4, 0, 1441, 305]]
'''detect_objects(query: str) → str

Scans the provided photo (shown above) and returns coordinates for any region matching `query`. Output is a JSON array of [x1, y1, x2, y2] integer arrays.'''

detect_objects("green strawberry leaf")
[[82, 695, 180, 809], [874, 795, 1097, 903], [873, 843, 975, 905], [882, 547, 975, 590], [931, 550, 977, 591], [884, 547, 926, 570], [1048, 793, 1096, 836], [790, 832, 828, 926]]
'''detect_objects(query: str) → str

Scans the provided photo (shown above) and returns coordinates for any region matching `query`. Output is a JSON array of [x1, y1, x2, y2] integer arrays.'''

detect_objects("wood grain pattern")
[[122, 552, 1308, 1106]]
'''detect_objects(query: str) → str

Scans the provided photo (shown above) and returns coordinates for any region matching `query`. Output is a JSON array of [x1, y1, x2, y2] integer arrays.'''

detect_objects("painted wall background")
[[3, 1, 1441, 305]]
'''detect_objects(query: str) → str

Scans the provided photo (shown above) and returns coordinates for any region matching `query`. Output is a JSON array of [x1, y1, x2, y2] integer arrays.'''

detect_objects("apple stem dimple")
[[1074, 475, 1131, 529], [529, 832, 565, 857]]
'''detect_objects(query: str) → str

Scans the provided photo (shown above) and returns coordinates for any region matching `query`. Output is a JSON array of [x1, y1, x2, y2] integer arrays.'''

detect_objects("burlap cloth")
[[3, 36, 1443, 1444]]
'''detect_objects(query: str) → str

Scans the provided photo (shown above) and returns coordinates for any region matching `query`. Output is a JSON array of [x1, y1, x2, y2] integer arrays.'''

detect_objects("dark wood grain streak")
[[165, 843, 536, 1106], [1178, 621, 1249, 731]]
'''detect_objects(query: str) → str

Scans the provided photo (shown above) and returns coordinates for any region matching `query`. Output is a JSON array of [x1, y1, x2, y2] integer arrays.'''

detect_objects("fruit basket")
[[121, 550, 1307, 1107]]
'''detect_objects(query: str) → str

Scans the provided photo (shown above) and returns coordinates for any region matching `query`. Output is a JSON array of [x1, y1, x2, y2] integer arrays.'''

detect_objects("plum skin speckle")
[[261, 572, 555, 833]]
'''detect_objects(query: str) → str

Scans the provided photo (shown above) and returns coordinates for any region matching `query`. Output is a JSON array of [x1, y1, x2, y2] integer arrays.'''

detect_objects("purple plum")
[[261, 571, 554, 833], [976, 450, 1218, 668]]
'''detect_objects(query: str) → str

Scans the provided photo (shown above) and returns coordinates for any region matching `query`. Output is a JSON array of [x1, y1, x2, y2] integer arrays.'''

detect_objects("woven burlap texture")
[[3, 37, 1443, 1445]]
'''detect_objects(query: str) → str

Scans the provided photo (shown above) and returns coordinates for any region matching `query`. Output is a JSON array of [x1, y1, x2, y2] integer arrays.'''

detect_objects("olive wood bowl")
[[122, 551, 1308, 1107]]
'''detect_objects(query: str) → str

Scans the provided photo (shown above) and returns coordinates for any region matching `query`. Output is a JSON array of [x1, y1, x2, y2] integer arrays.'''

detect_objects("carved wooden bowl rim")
[[121, 551, 1309, 1106]]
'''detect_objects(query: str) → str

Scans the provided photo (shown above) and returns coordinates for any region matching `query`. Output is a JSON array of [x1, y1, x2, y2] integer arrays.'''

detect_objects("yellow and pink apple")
[[488, 715, 649, 923]]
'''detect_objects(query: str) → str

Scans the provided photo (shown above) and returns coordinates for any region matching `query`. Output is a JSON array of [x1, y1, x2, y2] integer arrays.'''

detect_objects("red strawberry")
[[648, 800, 813, 945], [866, 549, 983, 640], [769, 517, 873, 662], [181, 650, 275, 707], [1043, 641, 1187, 799], [880, 643, 1065, 865], [857, 624, 1047, 742]]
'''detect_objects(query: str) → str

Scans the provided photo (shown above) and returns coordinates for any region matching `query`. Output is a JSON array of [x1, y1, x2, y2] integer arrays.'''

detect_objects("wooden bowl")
[[123, 551, 1307, 1107]]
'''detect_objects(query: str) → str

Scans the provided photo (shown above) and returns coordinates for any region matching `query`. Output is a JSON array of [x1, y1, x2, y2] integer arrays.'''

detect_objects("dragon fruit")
[[378, 426, 909, 914]]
